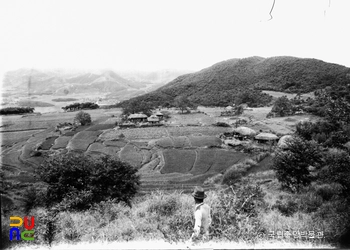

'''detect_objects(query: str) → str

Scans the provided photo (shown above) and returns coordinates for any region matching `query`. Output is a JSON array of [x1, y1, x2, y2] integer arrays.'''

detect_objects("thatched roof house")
[[128, 113, 148, 122], [233, 126, 256, 136], [255, 132, 279, 142], [147, 115, 160, 123], [155, 111, 164, 117]]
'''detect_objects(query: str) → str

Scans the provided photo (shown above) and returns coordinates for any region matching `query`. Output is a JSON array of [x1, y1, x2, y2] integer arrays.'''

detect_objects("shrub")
[[74, 111, 91, 126], [204, 173, 223, 185], [62, 102, 99, 111], [148, 195, 180, 217], [214, 122, 230, 127], [0, 106, 34, 115], [272, 197, 298, 216], [318, 149, 350, 198], [314, 183, 343, 201], [210, 184, 266, 242], [298, 191, 324, 213], [36, 153, 140, 210], [222, 164, 247, 186], [222, 160, 257, 186]]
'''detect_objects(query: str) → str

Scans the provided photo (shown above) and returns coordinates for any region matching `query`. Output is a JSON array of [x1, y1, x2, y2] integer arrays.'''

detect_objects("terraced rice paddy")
[[103, 140, 127, 148], [166, 126, 230, 136], [190, 149, 217, 175], [87, 142, 119, 155], [119, 143, 143, 168], [1, 130, 42, 146], [38, 136, 59, 150], [161, 149, 196, 174], [52, 136, 72, 149], [1, 107, 252, 197], [85, 124, 116, 131], [171, 136, 191, 148], [187, 135, 222, 147], [67, 139, 94, 151]]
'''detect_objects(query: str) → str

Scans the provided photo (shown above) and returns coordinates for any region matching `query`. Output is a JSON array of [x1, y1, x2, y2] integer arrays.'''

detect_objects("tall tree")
[[271, 96, 293, 117], [273, 137, 321, 192], [174, 96, 197, 113]]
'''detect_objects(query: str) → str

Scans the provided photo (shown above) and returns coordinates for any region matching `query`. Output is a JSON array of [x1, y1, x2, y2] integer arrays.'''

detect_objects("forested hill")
[[118, 56, 350, 107]]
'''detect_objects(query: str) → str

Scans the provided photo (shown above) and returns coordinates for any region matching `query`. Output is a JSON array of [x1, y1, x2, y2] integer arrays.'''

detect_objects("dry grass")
[[6, 189, 334, 250], [9, 239, 333, 250]]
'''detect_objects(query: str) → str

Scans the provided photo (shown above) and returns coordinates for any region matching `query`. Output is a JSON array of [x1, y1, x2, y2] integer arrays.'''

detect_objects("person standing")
[[190, 186, 211, 242]]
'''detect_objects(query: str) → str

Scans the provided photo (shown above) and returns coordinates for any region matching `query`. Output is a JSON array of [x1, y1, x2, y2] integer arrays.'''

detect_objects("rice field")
[[1, 108, 256, 195], [87, 142, 119, 155], [161, 149, 196, 174], [72, 131, 102, 140], [190, 149, 217, 175], [171, 136, 191, 148], [103, 140, 127, 148], [67, 139, 94, 151], [119, 144, 143, 168], [188, 135, 222, 147], [85, 124, 116, 131], [0, 130, 42, 146], [155, 137, 174, 148], [51, 136, 72, 149], [209, 150, 247, 173], [167, 112, 216, 125], [166, 126, 230, 136], [38, 136, 59, 150]]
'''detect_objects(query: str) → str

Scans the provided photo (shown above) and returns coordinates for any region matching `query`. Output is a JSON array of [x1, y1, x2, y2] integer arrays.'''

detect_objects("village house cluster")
[[119, 112, 165, 128]]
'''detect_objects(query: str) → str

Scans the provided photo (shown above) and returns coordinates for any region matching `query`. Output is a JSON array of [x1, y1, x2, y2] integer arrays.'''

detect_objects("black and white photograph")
[[1, 0, 350, 249]]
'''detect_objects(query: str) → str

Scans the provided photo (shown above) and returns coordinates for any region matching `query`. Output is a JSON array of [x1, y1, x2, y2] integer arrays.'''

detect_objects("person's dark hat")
[[192, 186, 207, 199]]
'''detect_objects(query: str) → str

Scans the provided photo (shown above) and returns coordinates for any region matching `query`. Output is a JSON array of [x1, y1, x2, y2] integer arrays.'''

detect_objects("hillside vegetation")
[[118, 56, 350, 107]]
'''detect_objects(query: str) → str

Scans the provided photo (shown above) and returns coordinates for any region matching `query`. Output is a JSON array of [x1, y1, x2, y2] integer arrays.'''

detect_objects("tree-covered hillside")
[[118, 56, 350, 108]]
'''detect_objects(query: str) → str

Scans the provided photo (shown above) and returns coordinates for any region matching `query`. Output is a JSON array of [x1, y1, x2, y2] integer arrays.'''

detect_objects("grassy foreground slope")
[[118, 56, 350, 107]]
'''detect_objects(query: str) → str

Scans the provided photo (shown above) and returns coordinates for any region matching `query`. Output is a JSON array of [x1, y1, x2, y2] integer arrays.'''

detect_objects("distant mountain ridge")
[[2, 69, 189, 101], [118, 56, 350, 107]]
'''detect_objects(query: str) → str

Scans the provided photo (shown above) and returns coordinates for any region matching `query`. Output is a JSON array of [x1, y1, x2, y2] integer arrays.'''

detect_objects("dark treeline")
[[117, 89, 273, 113], [62, 102, 99, 111], [0, 107, 35, 115]]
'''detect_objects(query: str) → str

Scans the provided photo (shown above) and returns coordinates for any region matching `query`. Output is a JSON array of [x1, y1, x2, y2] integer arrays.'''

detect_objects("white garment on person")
[[193, 202, 211, 238]]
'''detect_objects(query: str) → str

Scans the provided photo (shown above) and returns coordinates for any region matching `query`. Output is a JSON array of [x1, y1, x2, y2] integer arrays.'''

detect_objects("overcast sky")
[[1, 0, 350, 79]]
